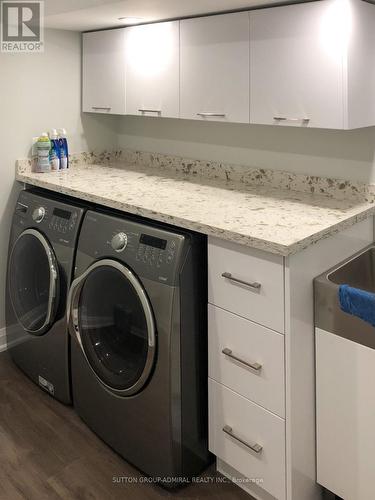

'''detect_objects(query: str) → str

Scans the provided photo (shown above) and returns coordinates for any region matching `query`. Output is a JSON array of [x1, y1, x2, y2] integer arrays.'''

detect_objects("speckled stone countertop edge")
[[15, 168, 375, 257], [281, 206, 375, 256], [15, 170, 290, 254]]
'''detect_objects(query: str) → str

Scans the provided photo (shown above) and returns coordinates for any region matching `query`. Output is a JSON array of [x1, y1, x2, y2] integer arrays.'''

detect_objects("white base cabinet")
[[208, 304, 285, 418], [209, 380, 286, 500], [316, 328, 375, 500], [208, 240, 284, 333], [208, 217, 374, 500]]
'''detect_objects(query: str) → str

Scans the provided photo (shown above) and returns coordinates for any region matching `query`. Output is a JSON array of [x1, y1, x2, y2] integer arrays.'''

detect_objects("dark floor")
[[0, 352, 251, 500]]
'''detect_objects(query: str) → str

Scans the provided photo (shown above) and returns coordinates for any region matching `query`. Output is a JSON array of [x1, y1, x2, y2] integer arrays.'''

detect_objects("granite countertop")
[[16, 157, 375, 256]]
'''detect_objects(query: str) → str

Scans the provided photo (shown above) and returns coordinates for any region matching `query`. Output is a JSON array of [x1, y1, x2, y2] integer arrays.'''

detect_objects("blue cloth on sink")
[[339, 284, 375, 327]]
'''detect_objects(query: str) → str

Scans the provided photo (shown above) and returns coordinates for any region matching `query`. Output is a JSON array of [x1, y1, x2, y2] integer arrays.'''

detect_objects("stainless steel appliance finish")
[[68, 210, 211, 484], [5, 190, 84, 404], [314, 245, 375, 350]]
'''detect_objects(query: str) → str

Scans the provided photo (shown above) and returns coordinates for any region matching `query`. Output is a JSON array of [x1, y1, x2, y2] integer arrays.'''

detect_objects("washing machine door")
[[8, 228, 60, 335], [68, 259, 156, 396]]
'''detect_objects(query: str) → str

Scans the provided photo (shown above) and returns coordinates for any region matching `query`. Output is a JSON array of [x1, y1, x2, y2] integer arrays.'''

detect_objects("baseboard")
[[0, 328, 7, 352]]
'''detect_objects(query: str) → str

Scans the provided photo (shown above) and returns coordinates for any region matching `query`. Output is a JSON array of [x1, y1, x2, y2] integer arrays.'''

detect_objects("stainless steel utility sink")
[[314, 245, 375, 349]]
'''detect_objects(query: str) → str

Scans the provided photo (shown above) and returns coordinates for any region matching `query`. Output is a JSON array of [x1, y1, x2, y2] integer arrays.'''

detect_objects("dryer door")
[[8, 228, 60, 335], [68, 259, 156, 396]]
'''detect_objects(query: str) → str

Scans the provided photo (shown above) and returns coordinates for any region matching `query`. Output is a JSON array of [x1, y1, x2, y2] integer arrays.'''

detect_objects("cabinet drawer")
[[209, 380, 286, 500], [208, 238, 284, 332], [208, 305, 285, 417]]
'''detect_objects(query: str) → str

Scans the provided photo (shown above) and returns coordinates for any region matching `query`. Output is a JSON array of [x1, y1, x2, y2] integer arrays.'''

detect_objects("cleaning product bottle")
[[49, 129, 60, 171], [58, 128, 69, 169], [31, 136, 39, 172], [36, 133, 51, 173]]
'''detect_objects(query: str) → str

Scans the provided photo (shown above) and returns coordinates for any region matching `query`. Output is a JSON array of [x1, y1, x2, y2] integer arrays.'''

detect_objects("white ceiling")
[[44, 0, 304, 31]]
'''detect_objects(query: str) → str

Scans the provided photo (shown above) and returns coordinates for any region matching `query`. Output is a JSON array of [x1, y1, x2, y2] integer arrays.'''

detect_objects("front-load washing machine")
[[6, 189, 85, 404], [67, 210, 211, 483]]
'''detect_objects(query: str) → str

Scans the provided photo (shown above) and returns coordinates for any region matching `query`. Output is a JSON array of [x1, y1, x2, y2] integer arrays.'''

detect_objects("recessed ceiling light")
[[118, 16, 143, 24]]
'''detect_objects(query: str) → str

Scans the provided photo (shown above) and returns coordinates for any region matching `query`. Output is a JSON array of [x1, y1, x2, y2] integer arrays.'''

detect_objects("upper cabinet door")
[[250, 1, 344, 129], [125, 21, 179, 118], [180, 12, 250, 123], [82, 29, 126, 114]]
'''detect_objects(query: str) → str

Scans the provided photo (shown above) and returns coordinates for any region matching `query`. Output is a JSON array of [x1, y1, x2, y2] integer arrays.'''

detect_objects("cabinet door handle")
[[138, 109, 161, 115], [223, 425, 263, 454], [197, 112, 226, 117], [222, 347, 262, 372], [92, 106, 111, 111], [273, 116, 310, 123], [221, 272, 261, 290]]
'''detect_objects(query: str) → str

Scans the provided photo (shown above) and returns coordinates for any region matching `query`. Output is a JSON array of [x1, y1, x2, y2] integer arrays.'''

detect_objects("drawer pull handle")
[[138, 109, 161, 115], [221, 272, 261, 290], [273, 116, 310, 123], [197, 112, 226, 117], [222, 347, 262, 372], [92, 106, 111, 110], [223, 425, 263, 454]]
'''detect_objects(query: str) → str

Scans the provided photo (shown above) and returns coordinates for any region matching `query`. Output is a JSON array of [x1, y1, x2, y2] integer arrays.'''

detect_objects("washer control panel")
[[14, 191, 84, 248], [48, 207, 78, 234], [15, 194, 79, 236], [136, 233, 177, 268]]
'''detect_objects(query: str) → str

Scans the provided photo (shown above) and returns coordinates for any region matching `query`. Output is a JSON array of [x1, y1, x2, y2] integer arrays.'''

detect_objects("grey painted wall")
[[117, 116, 375, 183], [0, 29, 118, 330]]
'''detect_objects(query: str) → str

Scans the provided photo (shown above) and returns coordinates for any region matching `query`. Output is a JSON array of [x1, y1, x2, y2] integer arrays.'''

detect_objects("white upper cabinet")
[[250, 1, 344, 129], [82, 29, 126, 114], [81, 0, 375, 129], [124, 21, 179, 118], [346, 0, 375, 129], [250, 0, 375, 129], [180, 12, 250, 123]]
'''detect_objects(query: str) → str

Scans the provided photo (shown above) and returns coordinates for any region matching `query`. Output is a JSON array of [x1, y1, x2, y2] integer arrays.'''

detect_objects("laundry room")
[[1, 1, 375, 499]]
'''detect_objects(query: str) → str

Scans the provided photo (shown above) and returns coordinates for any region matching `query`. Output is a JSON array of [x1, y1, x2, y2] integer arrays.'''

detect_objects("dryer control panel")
[[14, 191, 83, 247], [78, 211, 189, 286], [137, 233, 176, 269]]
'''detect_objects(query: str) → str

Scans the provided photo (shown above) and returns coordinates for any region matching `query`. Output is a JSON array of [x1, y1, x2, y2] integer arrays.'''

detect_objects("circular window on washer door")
[[8, 229, 60, 335], [72, 260, 156, 396]]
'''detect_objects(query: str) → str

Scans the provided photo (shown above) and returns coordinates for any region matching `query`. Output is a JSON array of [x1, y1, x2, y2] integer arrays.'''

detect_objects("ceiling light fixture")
[[118, 16, 144, 24]]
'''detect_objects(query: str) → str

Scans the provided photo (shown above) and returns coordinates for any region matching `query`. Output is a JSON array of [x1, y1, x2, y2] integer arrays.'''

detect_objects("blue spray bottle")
[[58, 128, 69, 169], [49, 129, 60, 171]]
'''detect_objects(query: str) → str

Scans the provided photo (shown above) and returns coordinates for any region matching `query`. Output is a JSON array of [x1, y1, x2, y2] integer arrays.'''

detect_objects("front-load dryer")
[[5, 189, 84, 404], [67, 210, 211, 484]]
